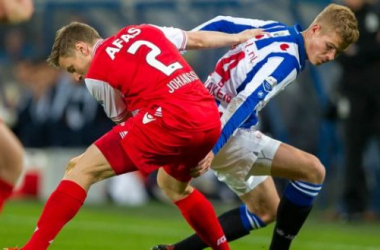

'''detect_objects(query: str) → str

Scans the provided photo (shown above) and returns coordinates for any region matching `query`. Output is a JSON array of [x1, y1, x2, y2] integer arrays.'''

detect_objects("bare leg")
[[271, 143, 325, 184], [240, 177, 279, 224], [63, 145, 115, 191], [270, 143, 325, 250]]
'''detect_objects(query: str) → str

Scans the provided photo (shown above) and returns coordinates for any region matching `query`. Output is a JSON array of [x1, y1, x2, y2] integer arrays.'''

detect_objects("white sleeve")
[[85, 78, 129, 123], [150, 25, 188, 51]]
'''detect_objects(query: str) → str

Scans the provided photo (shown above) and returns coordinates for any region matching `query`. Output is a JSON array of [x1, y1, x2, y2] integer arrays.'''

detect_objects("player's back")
[[86, 24, 220, 132]]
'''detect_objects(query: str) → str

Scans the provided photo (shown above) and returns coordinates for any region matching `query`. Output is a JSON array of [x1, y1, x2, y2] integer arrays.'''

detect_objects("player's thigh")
[[0, 122, 23, 183], [212, 129, 279, 196], [240, 177, 279, 223], [271, 143, 325, 183], [94, 127, 138, 175], [157, 167, 193, 202], [63, 144, 117, 191]]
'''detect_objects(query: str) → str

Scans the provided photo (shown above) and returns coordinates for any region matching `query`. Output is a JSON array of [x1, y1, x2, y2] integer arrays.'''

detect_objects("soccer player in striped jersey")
[[152, 4, 359, 250]]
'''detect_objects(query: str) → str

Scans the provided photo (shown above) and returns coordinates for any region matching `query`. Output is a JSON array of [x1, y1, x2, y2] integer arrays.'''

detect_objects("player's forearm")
[[185, 29, 262, 50]]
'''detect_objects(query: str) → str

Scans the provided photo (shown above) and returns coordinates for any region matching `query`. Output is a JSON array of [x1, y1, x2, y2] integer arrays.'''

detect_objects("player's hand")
[[235, 29, 266, 44], [190, 151, 215, 178]]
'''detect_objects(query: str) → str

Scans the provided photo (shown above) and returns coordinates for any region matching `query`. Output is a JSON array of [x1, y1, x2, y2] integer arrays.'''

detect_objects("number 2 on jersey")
[[127, 40, 183, 76]]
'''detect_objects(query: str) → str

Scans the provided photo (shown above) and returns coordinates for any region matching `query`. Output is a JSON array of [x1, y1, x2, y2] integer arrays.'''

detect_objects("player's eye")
[[67, 66, 75, 73], [326, 44, 333, 50]]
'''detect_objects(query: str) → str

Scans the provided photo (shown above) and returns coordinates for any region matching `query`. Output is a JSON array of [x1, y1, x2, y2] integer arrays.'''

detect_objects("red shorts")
[[95, 107, 221, 182]]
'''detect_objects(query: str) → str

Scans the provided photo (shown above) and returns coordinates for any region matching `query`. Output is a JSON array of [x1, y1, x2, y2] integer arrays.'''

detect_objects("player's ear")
[[75, 41, 90, 55], [311, 23, 321, 34]]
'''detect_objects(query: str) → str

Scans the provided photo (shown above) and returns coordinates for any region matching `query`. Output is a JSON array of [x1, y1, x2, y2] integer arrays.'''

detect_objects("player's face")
[[58, 44, 92, 82], [306, 26, 343, 66]]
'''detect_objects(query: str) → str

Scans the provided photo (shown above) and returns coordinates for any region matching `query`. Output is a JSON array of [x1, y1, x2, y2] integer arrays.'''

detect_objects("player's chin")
[[311, 59, 322, 66]]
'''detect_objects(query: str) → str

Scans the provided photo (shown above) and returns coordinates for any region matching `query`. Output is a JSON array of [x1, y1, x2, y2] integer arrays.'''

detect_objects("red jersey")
[[85, 24, 220, 132]]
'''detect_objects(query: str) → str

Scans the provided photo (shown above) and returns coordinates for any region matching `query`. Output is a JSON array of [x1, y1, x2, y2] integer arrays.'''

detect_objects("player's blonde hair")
[[311, 3, 359, 49], [47, 21, 101, 68]]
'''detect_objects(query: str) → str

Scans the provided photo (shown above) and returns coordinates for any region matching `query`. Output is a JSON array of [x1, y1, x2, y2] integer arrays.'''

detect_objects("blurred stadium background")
[[0, 0, 379, 249]]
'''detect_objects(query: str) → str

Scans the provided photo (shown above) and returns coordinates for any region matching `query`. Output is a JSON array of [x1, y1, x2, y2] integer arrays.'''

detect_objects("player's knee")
[[245, 199, 278, 225], [65, 157, 78, 174], [305, 155, 325, 184], [64, 157, 93, 183], [259, 206, 277, 224]]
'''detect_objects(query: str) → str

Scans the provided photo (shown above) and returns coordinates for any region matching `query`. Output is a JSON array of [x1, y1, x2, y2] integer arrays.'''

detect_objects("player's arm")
[[85, 78, 131, 124], [185, 29, 263, 50], [0, 0, 34, 24], [154, 25, 263, 51]]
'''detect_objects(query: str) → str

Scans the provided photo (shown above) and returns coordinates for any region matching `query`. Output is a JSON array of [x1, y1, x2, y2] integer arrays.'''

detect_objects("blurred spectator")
[[13, 60, 54, 147], [0, 28, 33, 63], [0, 0, 34, 24], [337, 0, 380, 221], [13, 60, 114, 148], [0, 28, 34, 123]]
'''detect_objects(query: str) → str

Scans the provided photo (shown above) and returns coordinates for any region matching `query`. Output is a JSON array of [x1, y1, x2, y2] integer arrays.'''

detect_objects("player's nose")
[[328, 50, 336, 61]]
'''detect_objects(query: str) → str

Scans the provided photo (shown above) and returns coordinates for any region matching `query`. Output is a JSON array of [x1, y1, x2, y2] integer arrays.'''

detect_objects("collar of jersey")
[[92, 39, 105, 57], [289, 24, 306, 71]]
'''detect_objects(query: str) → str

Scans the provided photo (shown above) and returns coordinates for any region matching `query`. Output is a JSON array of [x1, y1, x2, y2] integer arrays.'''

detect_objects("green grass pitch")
[[1, 200, 380, 249]]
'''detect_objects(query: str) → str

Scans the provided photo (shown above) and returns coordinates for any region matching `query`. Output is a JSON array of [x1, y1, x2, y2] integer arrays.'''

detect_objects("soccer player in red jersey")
[[10, 22, 262, 250], [0, 0, 33, 215]]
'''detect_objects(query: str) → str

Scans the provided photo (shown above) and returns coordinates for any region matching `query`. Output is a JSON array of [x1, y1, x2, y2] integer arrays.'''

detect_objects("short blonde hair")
[[47, 21, 101, 68], [312, 3, 359, 49]]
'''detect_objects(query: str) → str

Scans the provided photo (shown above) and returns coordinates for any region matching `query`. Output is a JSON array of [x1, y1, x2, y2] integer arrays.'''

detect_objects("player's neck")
[[92, 39, 104, 56]]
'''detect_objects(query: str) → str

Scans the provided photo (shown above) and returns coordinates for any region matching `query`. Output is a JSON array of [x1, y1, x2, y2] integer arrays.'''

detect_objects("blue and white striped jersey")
[[193, 16, 307, 154]]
